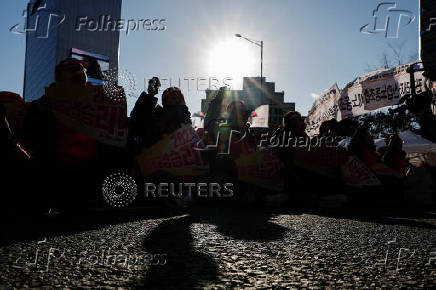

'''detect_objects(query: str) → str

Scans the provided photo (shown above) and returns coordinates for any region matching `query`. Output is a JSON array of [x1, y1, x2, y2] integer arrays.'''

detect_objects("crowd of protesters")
[[0, 58, 196, 213], [0, 57, 434, 213]]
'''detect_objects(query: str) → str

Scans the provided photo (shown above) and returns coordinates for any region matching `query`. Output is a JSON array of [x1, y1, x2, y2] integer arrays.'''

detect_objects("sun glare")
[[207, 39, 258, 81]]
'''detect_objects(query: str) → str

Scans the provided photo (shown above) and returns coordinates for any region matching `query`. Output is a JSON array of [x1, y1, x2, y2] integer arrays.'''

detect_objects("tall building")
[[420, 0, 436, 74], [201, 77, 295, 128], [23, 0, 122, 101]]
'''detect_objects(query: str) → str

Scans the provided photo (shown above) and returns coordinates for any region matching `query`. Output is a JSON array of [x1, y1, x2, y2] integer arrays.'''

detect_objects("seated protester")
[[376, 135, 391, 162], [154, 87, 192, 137], [274, 111, 309, 162], [210, 101, 252, 192], [328, 119, 338, 136], [0, 103, 15, 155], [203, 87, 227, 143], [382, 134, 407, 176], [1, 103, 33, 206], [271, 111, 305, 163], [319, 119, 338, 137], [348, 125, 377, 168], [287, 111, 308, 138], [129, 77, 161, 150], [0, 103, 30, 166], [271, 111, 303, 198], [318, 120, 331, 137], [271, 111, 335, 204], [22, 58, 99, 211], [24, 58, 97, 165], [217, 100, 252, 157], [336, 118, 359, 138]]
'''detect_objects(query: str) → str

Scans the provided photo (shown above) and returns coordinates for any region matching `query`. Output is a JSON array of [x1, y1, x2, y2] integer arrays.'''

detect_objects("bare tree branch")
[[387, 41, 406, 66]]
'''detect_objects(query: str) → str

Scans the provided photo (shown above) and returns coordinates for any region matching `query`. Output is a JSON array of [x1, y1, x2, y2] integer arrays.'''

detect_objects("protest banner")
[[234, 148, 284, 192], [45, 84, 128, 147], [250, 105, 269, 128], [292, 146, 349, 179], [306, 84, 340, 136], [136, 124, 210, 178], [307, 63, 428, 127], [337, 62, 427, 120], [341, 156, 381, 187], [370, 162, 402, 178]]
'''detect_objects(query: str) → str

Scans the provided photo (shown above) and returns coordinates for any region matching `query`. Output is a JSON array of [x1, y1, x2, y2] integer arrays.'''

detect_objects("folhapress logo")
[[75, 16, 167, 35], [10, 1, 66, 39], [360, 2, 415, 39], [425, 18, 436, 32]]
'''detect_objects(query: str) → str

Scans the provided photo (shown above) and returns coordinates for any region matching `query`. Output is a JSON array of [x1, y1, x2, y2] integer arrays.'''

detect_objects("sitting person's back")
[[348, 125, 377, 168], [23, 58, 97, 166], [153, 87, 192, 138], [383, 134, 407, 176]]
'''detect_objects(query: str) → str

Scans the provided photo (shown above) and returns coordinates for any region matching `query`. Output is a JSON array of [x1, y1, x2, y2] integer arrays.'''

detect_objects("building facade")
[[420, 0, 436, 74], [201, 77, 295, 128], [23, 0, 122, 101]]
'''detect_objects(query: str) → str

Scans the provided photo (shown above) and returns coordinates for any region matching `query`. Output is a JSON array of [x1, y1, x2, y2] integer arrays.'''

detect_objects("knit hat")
[[162, 87, 185, 106]]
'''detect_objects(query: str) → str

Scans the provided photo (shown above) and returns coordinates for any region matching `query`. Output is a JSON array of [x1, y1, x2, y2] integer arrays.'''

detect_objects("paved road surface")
[[1, 206, 435, 288]]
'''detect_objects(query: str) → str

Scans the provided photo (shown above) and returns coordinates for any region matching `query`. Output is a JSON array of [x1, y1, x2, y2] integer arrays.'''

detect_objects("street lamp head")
[[235, 33, 242, 38]]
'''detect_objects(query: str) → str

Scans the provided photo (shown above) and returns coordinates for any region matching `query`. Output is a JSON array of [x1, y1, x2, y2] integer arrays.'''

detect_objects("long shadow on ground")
[[140, 215, 219, 289], [139, 206, 289, 288]]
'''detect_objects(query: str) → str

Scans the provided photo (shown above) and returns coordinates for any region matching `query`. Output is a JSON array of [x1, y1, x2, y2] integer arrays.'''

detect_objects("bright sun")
[[207, 39, 257, 81]]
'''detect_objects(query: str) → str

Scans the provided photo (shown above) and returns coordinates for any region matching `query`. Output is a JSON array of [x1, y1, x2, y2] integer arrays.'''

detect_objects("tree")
[[365, 40, 418, 71], [354, 107, 418, 140]]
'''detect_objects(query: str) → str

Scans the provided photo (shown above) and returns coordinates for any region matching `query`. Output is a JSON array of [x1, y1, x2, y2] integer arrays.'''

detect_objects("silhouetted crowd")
[[1, 58, 435, 213]]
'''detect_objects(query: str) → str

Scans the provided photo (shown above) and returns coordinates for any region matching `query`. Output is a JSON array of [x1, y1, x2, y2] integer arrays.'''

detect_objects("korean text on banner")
[[45, 84, 128, 147]]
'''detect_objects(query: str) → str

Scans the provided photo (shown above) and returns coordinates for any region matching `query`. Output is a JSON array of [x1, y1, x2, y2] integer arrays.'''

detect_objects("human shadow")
[[139, 214, 219, 289], [190, 206, 288, 242], [137, 205, 289, 288]]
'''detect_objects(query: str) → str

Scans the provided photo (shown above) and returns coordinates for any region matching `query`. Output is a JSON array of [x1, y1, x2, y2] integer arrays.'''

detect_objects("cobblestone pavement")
[[0, 206, 435, 288]]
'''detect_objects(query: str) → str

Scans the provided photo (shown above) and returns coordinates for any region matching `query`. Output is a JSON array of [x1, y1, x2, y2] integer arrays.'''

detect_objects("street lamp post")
[[235, 34, 264, 102]]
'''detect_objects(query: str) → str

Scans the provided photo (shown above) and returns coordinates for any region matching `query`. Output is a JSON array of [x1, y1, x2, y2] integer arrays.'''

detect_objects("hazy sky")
[[0, 0, 420, 115]]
